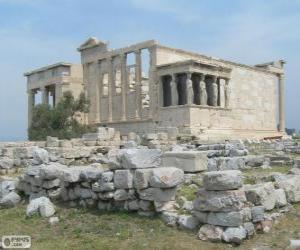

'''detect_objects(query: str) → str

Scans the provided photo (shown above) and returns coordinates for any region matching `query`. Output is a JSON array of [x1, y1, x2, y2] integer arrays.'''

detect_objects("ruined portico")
[[24, 62, 84, 127], [77, 37, 285, 140]]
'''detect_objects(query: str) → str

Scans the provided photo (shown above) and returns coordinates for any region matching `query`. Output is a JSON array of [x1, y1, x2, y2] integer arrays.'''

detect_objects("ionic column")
[[219, 78, 225, 107], [199, 74, 207, 105], [224, 78, 230, 108], [27, 90, 35, 127], [135, 49, 142, 119], [107, 56, 113, 122], [211, 76, 218, 106], [148, 46, 157, 119], [278, 74, 285, 132], [120, 53, 128, 121], [186, 72, 193, 105], [41, 86, 48, 105], [170, 74, 178, 106], [94, 62, 101, 123]]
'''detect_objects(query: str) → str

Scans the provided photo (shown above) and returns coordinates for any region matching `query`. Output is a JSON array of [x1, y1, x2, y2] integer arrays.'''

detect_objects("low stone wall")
[[17, 148, 184, 215]]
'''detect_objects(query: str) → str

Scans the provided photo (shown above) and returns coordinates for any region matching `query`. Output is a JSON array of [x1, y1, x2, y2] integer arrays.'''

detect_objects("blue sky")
[[0, 0, 299, 141]]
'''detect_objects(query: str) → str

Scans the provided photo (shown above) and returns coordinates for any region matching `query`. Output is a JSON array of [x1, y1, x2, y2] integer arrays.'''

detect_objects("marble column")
[[94, 62, 101, 123], [135, 49, 142, 119], [107, 57, 113, 122], [199, 74, 207, 105], [219, 78, 225, 107], [148, 46, 157, 119], [120, 53, 128, 121], [224, 78, 230, 108], [170, 74, 178, 106], [28, 90, 35, 127], [211, 76, 218, 106], [186, 72, 193, 105], [41, 86, 48, 105], [278, 74, 285, 132]]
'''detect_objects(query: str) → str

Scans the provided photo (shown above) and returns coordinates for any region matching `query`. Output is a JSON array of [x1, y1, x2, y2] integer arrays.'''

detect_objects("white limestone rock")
[[80, 167, 103, 181], [149, 167, 184, 188], [162, 151, 207, 173], [138, 187, 176, 202], [26, 197, 55, 217], [120, 148, 162, 169], [134, 169, 153, 189], [193, 188, 246, 212], [198, 224, 223, 242], [32, 148, 49, 165], [0, 180, 16, 198], [0, 191, 21, 208], [40, 163, 67, 180], [113, 189, 129, 201], [207, 210, 246, 227], [244, 182, 276, 210], [203, 170, 243, 191], [274, 188, 287, 207], [42, 178, 61, 189], [49, 216, 59, 225], [178, 215, 200, 231], [222, 226, 247, 244], [0, 157, 14, 169], [276, 175, 300, 203], [160, 211, 178, 227], [114, 170, 133, 189]]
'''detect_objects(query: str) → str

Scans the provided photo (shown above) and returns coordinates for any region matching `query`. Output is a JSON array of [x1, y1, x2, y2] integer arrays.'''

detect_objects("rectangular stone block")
[[162, 151, 207, 173], [137, 187, 176, 202], [193, 188, 246, 212], [114, 170, 133, 189], [207, 210, 245, 227]]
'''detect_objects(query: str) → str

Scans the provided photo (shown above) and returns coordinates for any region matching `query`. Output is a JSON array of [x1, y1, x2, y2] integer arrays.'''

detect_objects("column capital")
[[200, 73, 206, 81], [134, 49, 141, 55], [211, 75, 217, 82]]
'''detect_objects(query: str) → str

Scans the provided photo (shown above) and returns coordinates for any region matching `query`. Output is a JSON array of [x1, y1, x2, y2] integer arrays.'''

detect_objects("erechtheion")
[[25, 37, 286, 140]]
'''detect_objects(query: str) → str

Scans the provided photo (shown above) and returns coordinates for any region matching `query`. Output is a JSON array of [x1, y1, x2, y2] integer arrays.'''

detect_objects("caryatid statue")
[[186, 73, 193, 105], [224, 80, 230, 108], [212, 76, 218, 106], [199, 74, 207, 105], [171, 74, 178, 106]]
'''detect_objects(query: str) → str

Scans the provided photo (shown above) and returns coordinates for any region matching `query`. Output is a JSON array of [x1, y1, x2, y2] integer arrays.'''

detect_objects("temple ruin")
[[25, 38, 286, 140]]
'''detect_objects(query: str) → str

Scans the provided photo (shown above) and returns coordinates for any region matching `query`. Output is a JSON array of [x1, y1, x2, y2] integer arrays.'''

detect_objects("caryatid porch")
[[157, 60, 232, 109]]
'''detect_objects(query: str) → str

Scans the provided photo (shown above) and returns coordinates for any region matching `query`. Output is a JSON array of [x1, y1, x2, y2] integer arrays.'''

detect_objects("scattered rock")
[[222, 226, 247, 244], [177, 215, 199, 231]]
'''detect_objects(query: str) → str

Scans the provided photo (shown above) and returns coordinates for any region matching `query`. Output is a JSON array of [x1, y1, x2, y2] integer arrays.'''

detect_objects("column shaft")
[[28, 90, 35, 128], [135, 50, 142, 119], [219, 78, 225, 107], [107, 57, 113, 122], [279, 74, 285, 132], [224, 78, 230, 108], [199, 74, 207, 105], [120, 54, 128, 121]]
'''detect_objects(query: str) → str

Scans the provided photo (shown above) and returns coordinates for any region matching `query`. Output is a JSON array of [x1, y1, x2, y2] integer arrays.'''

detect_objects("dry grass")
[[1, 203, 300, 249]]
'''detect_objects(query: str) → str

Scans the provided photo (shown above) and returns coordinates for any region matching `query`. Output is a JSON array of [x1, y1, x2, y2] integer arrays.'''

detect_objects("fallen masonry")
[[2, 129, 300, 246]]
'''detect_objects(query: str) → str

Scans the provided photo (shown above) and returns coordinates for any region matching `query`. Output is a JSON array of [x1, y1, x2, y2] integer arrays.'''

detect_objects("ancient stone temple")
[[25, 37, 286, 140]]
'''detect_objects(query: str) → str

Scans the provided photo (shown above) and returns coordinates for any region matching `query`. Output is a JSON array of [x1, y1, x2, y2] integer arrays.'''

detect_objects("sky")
[[0, 0, 299, 141]]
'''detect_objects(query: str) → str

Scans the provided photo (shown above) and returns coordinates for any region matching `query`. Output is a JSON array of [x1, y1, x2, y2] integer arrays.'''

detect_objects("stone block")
[[113, 189, 128, 201], [207, 210, 246, 227], [203, 170, 243, 191], [274, 188, 287, 207], [177, 215, 200, 231], [32, 148, 49, 165], [80, 167, 103, 181], [251, 206, 265, 222], [114, 170, 133, 189], [138, 187, 176, 202], [0, 157, 14, 169], [222, 226, 247, 244], [244, 182, 276, 210], [198, 224, 223, 242], [46, 136, 59, 147], [160, 211, 178, 227], [134, 169, 153, 189], [42, 178, 61, 189], [149, 167, 184, 188], [162, 151, 207, 173], [0, 192, 21, 208], [193, 188, 246, 212], [276, 175, 300, 203], [120, 149, 162, 169]]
